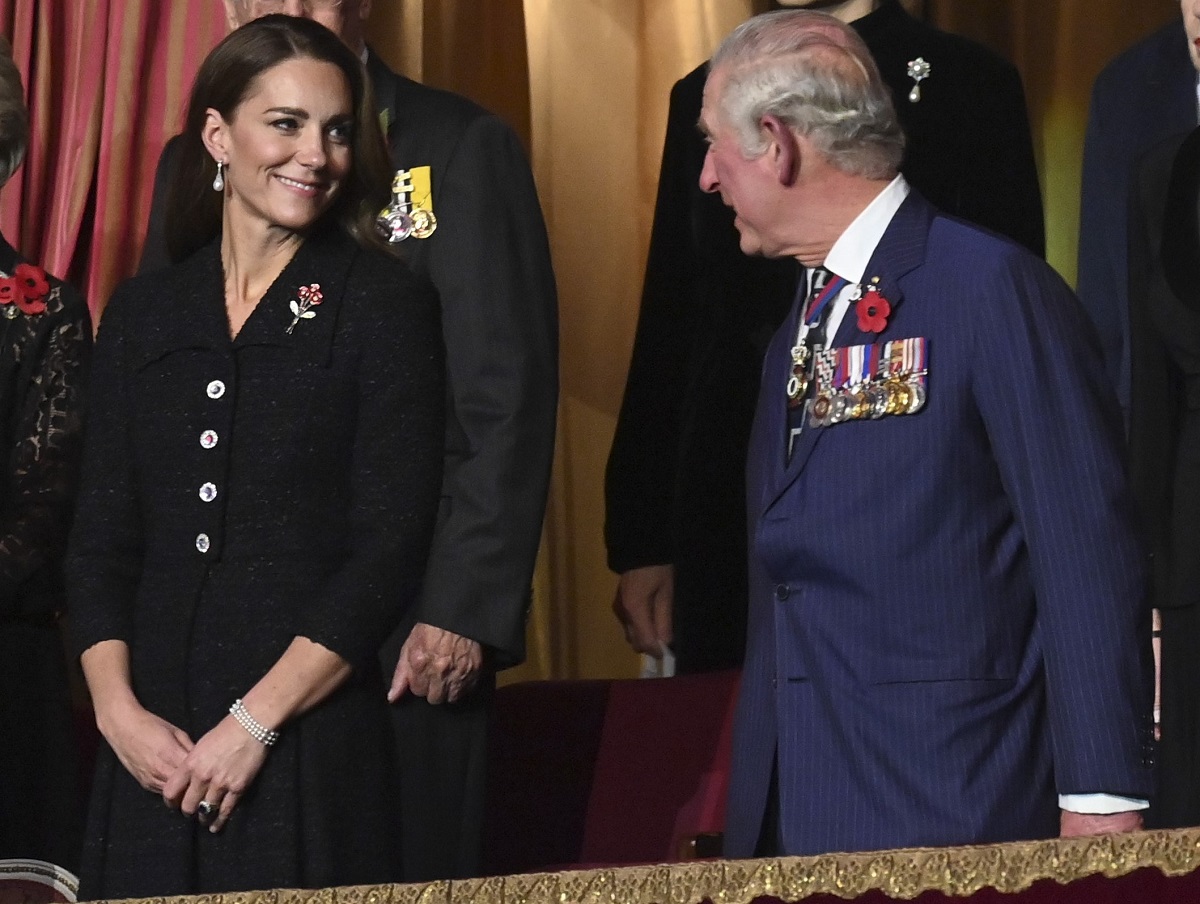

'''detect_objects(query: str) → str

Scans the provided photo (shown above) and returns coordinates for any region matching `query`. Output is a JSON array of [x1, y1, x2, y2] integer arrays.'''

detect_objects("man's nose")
[[699, 147, 718, 194]]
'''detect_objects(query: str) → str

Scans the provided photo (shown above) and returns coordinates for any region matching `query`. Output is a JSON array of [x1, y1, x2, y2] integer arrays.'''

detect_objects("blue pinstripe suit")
[[726, 192, 1156, 857]]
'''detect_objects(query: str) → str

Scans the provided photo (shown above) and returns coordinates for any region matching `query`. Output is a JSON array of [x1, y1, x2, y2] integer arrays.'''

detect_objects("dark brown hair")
[[166, 14, 393, 262], [0, 36, 28, 189]]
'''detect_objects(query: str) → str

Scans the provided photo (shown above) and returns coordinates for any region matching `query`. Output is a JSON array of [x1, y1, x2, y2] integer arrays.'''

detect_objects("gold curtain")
[[366, 1, 752, 680], [521, 0, 753, 679], [365, 0, 1182, 681]]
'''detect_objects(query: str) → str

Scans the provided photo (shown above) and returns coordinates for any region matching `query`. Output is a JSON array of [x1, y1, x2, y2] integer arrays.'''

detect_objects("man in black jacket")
[[140, 0, 558, 881], [608, 0, 1043, 674]]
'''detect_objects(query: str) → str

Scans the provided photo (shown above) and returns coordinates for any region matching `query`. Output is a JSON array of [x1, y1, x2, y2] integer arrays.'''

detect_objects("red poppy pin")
[[286, 283, 324, 335], [0, 263, 52, 317], [855, 284, 891, 334]]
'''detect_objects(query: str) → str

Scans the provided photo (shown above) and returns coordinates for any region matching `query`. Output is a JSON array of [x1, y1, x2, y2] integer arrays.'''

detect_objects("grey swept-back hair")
[[0, 36, 28, 190], [709, 9, 904, 179]]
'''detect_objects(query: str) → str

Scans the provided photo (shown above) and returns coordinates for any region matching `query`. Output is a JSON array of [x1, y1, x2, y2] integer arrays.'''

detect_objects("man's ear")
[[761, 114, 800, 187], [358, 0, 374, 20], [201, 109, 230, 165]]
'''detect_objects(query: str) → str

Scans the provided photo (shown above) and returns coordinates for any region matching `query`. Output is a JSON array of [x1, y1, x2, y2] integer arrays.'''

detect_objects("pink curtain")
[[0, 1, 225, 317]]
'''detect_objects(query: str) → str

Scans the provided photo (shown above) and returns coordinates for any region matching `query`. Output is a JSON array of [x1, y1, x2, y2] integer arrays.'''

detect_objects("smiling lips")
[[276, 174, 323, 196]]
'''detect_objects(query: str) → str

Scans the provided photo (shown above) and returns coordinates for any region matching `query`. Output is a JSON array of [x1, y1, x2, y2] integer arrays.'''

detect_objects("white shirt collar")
[[823, 174, 910, 285]]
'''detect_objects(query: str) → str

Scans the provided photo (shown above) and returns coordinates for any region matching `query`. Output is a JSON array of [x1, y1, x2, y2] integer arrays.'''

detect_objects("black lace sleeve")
[[0, 278, 92, 616]]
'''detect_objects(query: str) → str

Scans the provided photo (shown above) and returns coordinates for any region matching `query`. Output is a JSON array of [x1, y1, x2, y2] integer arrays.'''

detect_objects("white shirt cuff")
[[1058, 793, 1149, 814]]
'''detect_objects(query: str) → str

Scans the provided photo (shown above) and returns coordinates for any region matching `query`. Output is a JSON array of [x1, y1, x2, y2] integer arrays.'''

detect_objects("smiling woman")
[[65, 14, 444, 901]]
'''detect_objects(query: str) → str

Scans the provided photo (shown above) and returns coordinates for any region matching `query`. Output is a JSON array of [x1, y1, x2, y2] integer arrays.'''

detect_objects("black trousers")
[[1149, 604, 1200, 829], [380, 627, 494, 882]]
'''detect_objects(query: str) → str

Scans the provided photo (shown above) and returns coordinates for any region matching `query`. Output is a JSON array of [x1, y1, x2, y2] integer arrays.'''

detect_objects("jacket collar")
[[132, 224, 358, 369]]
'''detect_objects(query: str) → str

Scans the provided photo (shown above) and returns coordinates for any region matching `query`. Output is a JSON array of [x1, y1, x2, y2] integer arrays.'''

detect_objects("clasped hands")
[[99, 698, 266, 833], [104, 622, 481, 831]]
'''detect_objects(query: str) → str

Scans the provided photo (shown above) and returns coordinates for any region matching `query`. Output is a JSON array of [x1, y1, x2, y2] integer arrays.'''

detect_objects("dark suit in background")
[[1077, 19, 1196, 414], [140, 51, 558, 882], [730, 189, 1153, 857], [605, 0, 1044, 674], [1129, 126, 1200, 828]]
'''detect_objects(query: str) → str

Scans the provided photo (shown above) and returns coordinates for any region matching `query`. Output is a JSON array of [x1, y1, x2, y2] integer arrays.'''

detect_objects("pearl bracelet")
[[229, 698, 279, 747]]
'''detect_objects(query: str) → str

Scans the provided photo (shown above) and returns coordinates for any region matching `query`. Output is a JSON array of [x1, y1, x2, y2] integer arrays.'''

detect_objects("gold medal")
[[411, 206, 438, 239], [887, 381, 912, 416], [849, 390, 869, 420], [906, 381, 927, 414]]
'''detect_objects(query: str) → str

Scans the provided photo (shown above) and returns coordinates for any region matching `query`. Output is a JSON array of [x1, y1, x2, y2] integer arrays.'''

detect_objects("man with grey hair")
[[140, 0, 557, 881], [706, 10, 1154, 857], [607, 0, 1043, 678]]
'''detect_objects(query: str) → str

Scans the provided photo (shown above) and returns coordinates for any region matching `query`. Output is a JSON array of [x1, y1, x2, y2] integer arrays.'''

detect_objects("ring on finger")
[[197, 800, 217, 821]]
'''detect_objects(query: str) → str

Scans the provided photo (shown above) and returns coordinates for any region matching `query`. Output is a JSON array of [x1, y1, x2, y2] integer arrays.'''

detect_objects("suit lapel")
[[764, 192, 934, 512], [759, 296, 805, 507]]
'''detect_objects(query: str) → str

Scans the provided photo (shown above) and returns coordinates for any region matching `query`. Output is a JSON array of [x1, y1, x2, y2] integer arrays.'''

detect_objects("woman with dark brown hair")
[[67, 15, 443, 899]]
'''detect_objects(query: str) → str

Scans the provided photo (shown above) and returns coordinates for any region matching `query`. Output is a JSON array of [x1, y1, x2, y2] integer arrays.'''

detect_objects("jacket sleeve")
[[1077, 80, 1129, 409], [66, 292, 145, 657], [416, 113, 558, 666], [973, 250, 1154, 800], [603, 74, 704, 574], [0, 283, 91, 613], [1126, 141, 1179, 612]]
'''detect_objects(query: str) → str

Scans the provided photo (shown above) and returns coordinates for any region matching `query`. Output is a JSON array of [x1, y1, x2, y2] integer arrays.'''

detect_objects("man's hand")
[[388, 623, 483, 705], [612, 564, 674, 656], [1060, 809, 1144, 837]]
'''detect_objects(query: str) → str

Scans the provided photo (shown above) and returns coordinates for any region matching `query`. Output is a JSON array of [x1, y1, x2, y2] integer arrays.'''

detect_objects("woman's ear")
[[201, 108, 230, 166]]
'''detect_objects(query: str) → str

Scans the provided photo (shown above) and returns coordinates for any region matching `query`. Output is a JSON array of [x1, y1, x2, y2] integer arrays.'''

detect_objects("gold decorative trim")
[[95, 828, 1200, 904]]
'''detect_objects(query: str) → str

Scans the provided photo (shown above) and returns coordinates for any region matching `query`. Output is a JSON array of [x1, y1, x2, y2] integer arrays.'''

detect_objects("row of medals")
[[788, 341, 928, 427], [377, 203, 437, 243], [808, 374, 927, 428], [376, 171, 438, 244]]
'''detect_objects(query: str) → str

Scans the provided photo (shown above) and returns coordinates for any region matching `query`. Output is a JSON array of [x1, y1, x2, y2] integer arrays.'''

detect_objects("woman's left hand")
[[162, 715, 270, 832]]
